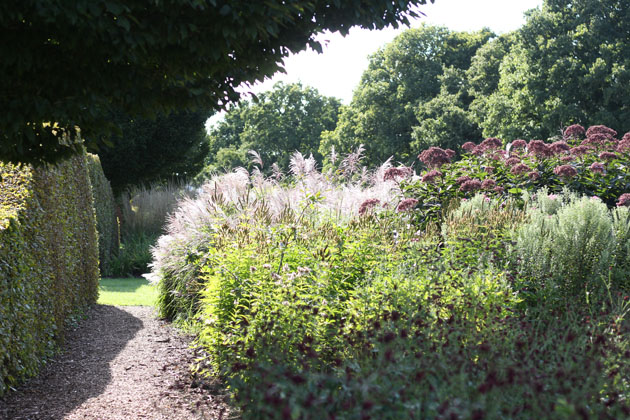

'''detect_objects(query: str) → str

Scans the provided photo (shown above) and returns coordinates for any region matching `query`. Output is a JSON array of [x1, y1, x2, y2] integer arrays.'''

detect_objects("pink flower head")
[[455, 175, 472, 185], [384, 166, 412, 181], [590, 162, 605, 174], [481, 179, 496, 189], [505, 157, 521, 166], [553, 165, 578, 178], [493, 185, 505, 194], [461, 142, 476, 152], [570, 145, 590, 156], [564, 124, 586, 140], [560, 155, 574, 162], [582, 134, 609, 147], [471, 146, 485, 156], [459, 179, 482, 192], [421, 169, 443, 183], [528, 171, 540, 180], [479, 137, 503, 151], [617, 193, 630, 207], [599, 151, 617, 161], [397, 198, 419, 212], [418, 147, 451, 168], [484, 166, 495, 174], [550, 141, 570, 154], [586, 125, 617, 139], [511, 139, 528, 149], [359, 198, 380, 215], [618, 138, 630, 153], [445, 149, 456, 159], [511, 163, 531, 175], [528, 140, 552, 157]]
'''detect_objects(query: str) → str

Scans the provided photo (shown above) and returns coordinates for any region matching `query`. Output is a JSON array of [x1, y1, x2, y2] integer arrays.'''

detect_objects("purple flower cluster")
[[586, 125, 617, 139], [511, 163, 531, 175], [528, 171, 540, 180], [598, 152, 617, 161], [461, 142, 476, 152], [618, 193, 630, 207], [505, 157, 521, 166], [550, 141, 570, 154], [560, 155, 574, 162], [459, 179, 482, 192], [358, 198, 381, 216], [589, 162, 605, 174], [570, 145, 590, 156], [481, 179, 496, 189], [528, 140, 551, 157], [383, 166, 412, 181], [479, 137, 503, 151], [582, 133, 610, 148], [397, 198, 419, 212], [418, 147, 451, 168], [511, 139, 528, 149], [563, 124, 585, 140], [456, 175, 472, 185], [421, 169, 443, 183], [553, 165, 577, 178]]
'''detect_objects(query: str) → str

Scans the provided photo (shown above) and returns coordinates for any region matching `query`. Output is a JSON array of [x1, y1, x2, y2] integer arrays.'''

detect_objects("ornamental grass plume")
[[563, 124, 586, 140], [421, 169, 442, 183], [418, 147, 451, 168], [618, 194, 630, 207], [553, 165, 578, 178], [396, 198, 418, 212]]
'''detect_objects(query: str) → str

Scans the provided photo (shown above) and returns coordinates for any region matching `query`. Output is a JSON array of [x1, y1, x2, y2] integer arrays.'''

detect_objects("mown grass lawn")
[[98, 277, 159, 306]]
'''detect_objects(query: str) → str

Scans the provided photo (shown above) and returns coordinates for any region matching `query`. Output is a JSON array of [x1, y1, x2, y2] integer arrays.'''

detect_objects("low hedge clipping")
[[0, 151, 99, 395]]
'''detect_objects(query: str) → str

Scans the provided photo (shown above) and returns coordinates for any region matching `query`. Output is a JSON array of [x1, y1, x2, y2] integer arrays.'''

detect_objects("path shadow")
[[0, 305, 143, 420]]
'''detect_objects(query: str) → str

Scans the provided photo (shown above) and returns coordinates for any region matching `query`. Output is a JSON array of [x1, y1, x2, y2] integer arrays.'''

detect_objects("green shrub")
[[0, 152, 99, 395], [86, 153, 119, 276], [109, 232, 157, 278], [514, 194, 617, 300]]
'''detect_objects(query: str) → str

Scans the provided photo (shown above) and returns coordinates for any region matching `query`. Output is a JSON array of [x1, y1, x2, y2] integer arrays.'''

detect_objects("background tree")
[[1, 0, 431, 165], [98, 110, 209, 195], [319, 25, 493, 166], [204, 82, 341, 173], [478, 0, 630, 140]]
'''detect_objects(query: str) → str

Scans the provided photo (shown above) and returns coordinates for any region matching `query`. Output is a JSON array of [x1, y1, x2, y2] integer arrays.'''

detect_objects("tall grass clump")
[[110, 180, 193, 277], [152, 151, 405, 322]]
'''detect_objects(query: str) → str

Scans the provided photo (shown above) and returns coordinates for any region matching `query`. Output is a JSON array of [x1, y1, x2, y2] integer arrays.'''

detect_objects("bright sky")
[[208, 0, 543, 129]]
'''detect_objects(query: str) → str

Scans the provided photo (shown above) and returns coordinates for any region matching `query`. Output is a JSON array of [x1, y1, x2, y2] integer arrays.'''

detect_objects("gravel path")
[[0, 305, 233, 420]]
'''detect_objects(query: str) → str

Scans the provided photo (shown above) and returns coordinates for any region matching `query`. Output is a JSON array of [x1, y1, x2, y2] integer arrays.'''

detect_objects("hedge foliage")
[[86, 153, 119, 276], [0, 151, 99, 395]]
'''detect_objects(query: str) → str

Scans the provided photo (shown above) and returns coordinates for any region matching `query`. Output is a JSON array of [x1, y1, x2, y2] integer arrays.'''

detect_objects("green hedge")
[[0, 151, 99, 395], [87, 153, 119, 276]]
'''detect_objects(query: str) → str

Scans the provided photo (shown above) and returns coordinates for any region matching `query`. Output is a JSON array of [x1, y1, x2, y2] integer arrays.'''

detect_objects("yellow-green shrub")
[[87, 153, 119, 276], [0, 152, 99, 395]]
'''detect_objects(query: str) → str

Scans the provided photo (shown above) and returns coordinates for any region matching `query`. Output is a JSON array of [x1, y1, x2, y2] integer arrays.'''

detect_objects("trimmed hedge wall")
[[0, 151, 99, 395], [87, 153, 119, 276]]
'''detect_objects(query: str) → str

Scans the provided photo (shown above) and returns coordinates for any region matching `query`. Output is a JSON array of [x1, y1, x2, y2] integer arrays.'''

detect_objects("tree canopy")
[[203, 82, 340, 174], [97, 110, 209, 195], [319, 25, 493, 166], [1, 0, 431, 165]]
